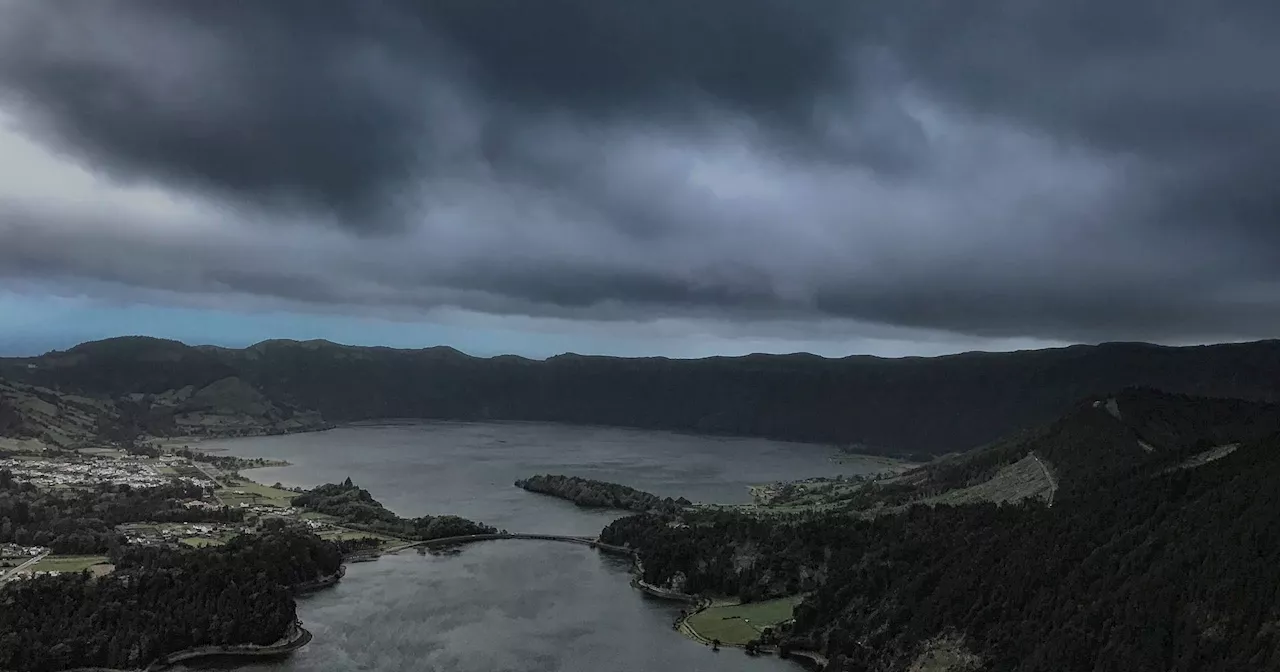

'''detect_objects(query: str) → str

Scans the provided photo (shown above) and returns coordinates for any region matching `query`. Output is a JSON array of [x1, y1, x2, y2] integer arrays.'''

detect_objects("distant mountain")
[[0, 338, 326, 448], [6, 336, 1280, 456]]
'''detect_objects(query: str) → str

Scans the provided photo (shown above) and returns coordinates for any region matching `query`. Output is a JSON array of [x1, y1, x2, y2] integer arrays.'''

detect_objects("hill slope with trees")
[[290, 479, 497, 539], [601, 389, 1280, 671], [821, 388, 1280, 510], [0, 528, 337, 672]]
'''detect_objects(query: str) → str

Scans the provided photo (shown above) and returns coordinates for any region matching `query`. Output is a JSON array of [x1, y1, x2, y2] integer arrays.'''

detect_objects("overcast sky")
[[0, 1, 1277, 358]]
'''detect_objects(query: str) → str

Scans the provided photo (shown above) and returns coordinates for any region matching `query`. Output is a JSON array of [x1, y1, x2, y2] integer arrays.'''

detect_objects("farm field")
[[26, 555, 111, 574], [216, 481, 297, 508]]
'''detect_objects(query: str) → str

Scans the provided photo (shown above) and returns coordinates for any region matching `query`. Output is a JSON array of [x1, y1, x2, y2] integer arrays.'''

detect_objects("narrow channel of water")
[[187, 421, 879, 671]]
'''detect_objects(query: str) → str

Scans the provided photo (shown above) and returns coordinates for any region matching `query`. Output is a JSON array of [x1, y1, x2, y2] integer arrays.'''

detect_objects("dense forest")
[[10, 336, 1280, 456], [601, 395, 1280, 671], [0, 474, 243, 554], [515, 474, 690, 513], [0, 528, 338, 672], [291, 478, 496, 539], [112, 523, 342, 589]]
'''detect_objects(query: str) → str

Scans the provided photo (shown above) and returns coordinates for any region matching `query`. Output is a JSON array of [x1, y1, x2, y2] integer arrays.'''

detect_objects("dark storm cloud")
[[1, 0, 1279, 346], [0, 0, 864, 226], [882, 0, 1280, 248], [0, 2, 449, 223]]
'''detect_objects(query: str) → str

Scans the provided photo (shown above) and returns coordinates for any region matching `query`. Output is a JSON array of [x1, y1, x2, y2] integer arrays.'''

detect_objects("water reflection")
[[190, 422, 874, 671]]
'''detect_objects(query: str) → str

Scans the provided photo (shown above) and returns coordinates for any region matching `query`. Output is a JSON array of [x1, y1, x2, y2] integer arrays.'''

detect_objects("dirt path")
[[1029, 452, 1058, 507]]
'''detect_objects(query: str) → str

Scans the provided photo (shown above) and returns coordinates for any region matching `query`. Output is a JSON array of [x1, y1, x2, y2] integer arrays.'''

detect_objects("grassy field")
[[318, 528, 397, 542], [170, 463, 206, 480], [181, 537, 223, 548], [216, 481, 297, 508], [28, 555, 111, 574], [685, 595, 804, 645]]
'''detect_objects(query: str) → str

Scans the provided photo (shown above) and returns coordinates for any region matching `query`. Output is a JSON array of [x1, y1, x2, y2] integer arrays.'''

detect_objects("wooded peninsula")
[[515, 474, 690, 514]]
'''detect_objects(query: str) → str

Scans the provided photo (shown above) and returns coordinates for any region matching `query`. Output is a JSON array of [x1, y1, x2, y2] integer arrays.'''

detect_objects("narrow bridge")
[[391, 532, 634, 556]]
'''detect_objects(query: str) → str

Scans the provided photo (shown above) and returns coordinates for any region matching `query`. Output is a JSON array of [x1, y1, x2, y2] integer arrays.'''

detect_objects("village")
[[0, 454, 204, 490], [0, 447, 385, 582]]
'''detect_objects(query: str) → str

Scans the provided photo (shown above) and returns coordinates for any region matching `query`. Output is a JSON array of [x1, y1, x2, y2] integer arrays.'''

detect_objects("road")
[[1029, 452, 1058, 507], [0, 551, 48, 583], [190, 460, 226, 488], [385, 532, 633, 556], [188, 460, 228, 506]]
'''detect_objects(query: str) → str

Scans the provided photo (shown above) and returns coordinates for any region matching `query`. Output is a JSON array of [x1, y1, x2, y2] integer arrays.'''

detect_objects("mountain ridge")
[[28, 334, 1280, 362], [7, 337, 1280, 456]]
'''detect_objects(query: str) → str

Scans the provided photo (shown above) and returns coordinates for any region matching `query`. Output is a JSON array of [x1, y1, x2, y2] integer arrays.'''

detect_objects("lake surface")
[[188, 421, 880, 671]]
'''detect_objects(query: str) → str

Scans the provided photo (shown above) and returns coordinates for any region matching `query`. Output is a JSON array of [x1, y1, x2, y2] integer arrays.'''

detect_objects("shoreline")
[[150, 429, 834, 670], [292, 565, 346, 594], [673, 600, 827, 670], [52, 622, 313, 672], [747, 452, 922, 507], [143, 623, 313, 671], [149, 422, 337, 451], [632, 576, 699, 603], [833, 452, 922, 471]]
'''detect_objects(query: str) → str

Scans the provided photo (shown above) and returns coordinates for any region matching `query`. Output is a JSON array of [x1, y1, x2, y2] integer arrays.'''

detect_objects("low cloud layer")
[[1, 1, 1278, 352]]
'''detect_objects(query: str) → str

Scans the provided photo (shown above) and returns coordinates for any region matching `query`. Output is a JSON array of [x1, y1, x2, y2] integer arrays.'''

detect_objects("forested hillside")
[[834, 388, 1280, 509], [7, 336, 1280, 457], [291, 479, 496, 539], [602, 391, 1280, 671], [0, 529, 338, 672]]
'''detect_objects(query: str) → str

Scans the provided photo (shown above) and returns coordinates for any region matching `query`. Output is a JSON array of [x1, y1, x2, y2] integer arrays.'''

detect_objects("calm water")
[[187, 421, 877, 671]]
